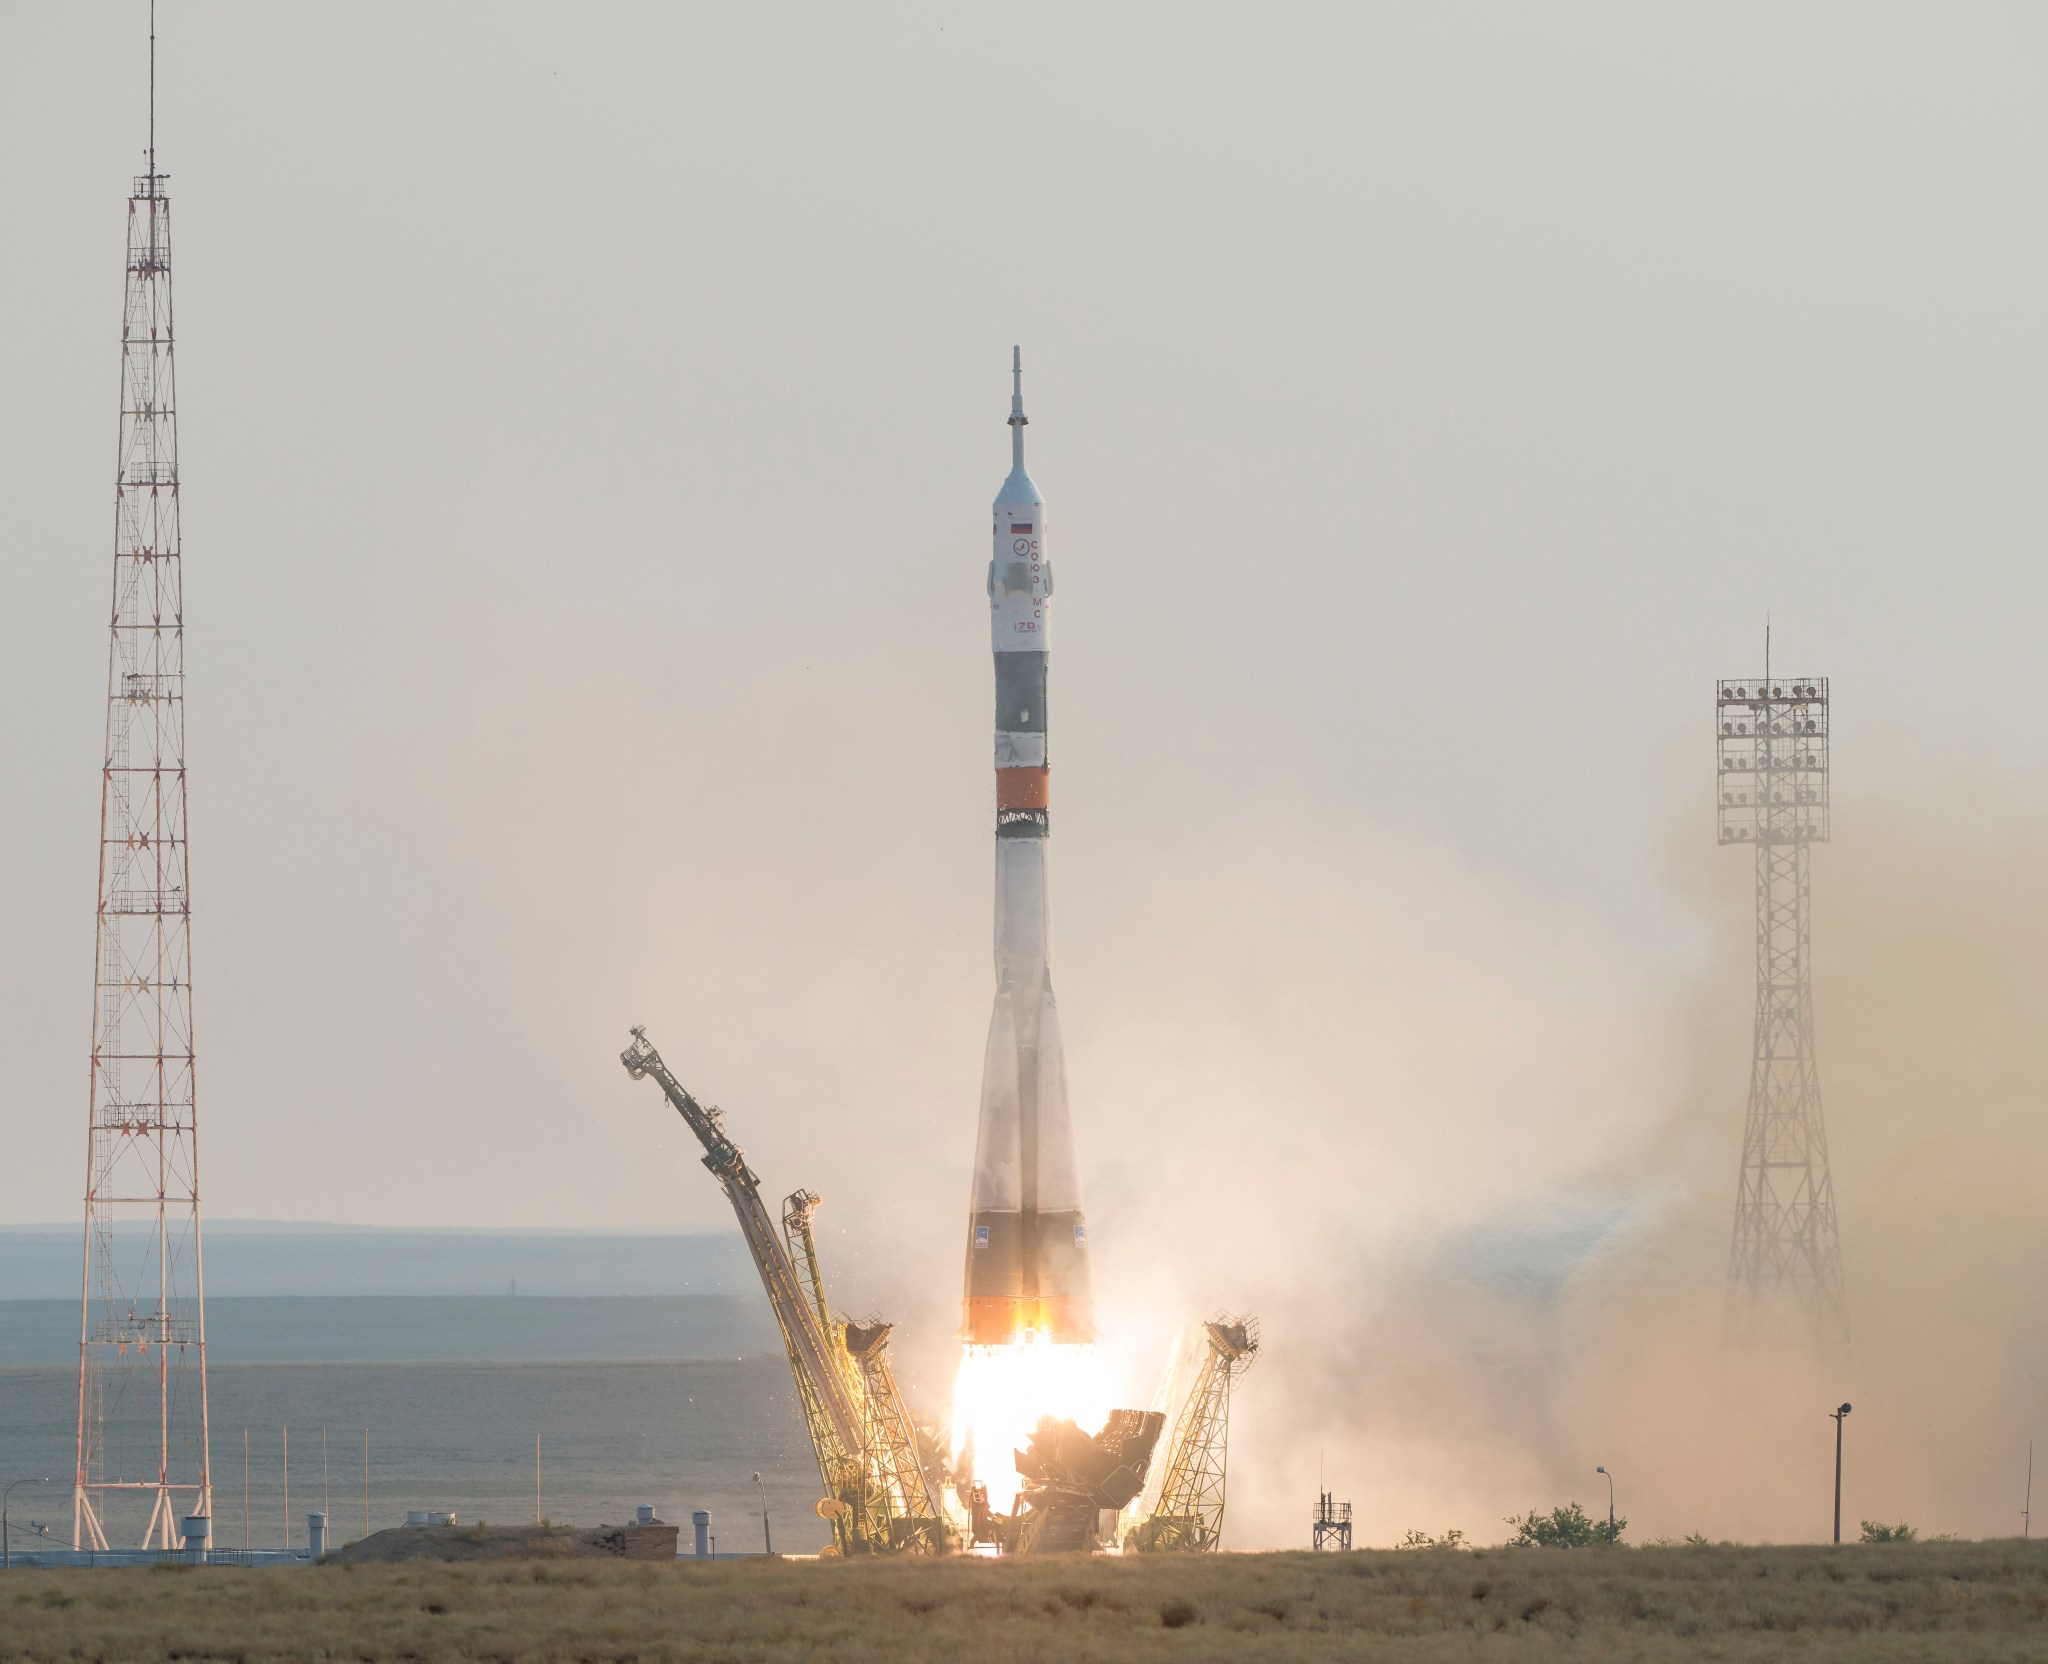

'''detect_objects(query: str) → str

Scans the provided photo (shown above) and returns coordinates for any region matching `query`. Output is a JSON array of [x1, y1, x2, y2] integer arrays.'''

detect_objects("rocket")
[[962, 349, 1095, 1347]]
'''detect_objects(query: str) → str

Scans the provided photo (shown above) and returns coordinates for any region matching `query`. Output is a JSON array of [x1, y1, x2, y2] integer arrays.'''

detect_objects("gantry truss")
[[622, 1031, 949, 1554], [1717, 672, 1848, 1346], [782, 1190, 950, 1553], [1126, 1316, 1258, 1552]]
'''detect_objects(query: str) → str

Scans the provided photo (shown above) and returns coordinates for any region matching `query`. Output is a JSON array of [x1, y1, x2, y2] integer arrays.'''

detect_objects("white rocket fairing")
[[962, 349, 1095, 1346]]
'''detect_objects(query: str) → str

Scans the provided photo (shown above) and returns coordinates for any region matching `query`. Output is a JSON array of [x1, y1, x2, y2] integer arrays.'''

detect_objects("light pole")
[[753, 1472, 771, 1556], [3, 1478, 49, 1571], [1595, 1466, 1616, 1545], [1830, 1403, 1852, 1544]]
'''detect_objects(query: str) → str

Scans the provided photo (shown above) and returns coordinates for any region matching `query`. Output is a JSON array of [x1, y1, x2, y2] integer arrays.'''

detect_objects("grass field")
[[7, 1540, 2048, 1662]]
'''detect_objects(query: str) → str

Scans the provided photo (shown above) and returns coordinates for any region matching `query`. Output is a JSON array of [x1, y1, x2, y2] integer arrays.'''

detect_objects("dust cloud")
[[423, 584, 2048, 1551], [1056, 787, 2048, 1549]]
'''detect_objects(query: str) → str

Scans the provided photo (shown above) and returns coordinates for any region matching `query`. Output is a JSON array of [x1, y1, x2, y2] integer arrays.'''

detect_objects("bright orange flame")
[[950, 1334, 1111, 1515]]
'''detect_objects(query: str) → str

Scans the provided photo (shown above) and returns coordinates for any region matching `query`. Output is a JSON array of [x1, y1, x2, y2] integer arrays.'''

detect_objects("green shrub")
[[1860, 1520, 1917, 1544], [1505, 1501, 1626, 1547]]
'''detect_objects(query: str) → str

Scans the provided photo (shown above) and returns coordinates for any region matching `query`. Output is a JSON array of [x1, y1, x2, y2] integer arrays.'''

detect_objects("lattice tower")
[[778, 1184, 943, 1552], [75, 15, 212, 1549], [1716, 665, 1848, 1345], [782, 1190, 836, 1344], [1126, 1316, 1257, 1552], [843, 1321, 949, 1553]]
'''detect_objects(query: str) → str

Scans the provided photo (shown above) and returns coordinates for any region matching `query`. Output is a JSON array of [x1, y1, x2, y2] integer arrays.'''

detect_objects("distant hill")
[[0, 1294, 778, 1365], [0, 1222, 755, 1300]]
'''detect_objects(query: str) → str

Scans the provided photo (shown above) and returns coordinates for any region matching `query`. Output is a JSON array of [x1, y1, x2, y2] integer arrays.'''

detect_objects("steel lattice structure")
[[75, 64, 213, 1549], [1312, 1490, 1353, 1551], [783, 1192, 948, 1553], [1126, 1317, 1258, 1552], [621, 1030, 947, 1554], [1717, 668, 1848, 1346], [843, 1321, 950, 1553]]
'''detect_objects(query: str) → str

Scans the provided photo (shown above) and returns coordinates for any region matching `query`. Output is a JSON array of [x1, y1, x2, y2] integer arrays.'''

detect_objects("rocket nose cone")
[[994, 465, 1043, 511]]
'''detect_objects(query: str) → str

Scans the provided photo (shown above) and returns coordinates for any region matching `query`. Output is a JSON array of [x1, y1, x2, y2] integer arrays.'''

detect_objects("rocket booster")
[[962, 348, 1095, 1347]]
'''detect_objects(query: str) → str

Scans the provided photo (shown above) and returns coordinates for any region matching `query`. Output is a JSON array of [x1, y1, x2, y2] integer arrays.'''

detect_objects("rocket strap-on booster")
[[962, 349, 1095, 1346]]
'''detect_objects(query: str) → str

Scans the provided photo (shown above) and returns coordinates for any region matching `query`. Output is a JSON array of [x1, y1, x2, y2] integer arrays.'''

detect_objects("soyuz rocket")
[[961, 349, 1095, 1348]]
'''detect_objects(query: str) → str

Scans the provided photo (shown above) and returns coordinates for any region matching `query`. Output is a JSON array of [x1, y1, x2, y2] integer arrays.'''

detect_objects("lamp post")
[[1595, 1466, 1616, 1545], [3, 1478, 49, 1571], [753, 1472, 772, 1556], [1830, 1404, 1852, 1544]]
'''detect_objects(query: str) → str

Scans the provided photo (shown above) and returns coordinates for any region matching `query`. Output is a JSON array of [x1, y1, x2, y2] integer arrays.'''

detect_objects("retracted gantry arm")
[[622, 1026, 754, 1184], [620, 1026, 865, 1467]]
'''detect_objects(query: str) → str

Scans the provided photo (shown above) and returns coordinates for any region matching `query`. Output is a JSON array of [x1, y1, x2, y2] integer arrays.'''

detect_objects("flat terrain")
[[7, 1540, 2048, 1662], [337, 1523, 680, 1564]]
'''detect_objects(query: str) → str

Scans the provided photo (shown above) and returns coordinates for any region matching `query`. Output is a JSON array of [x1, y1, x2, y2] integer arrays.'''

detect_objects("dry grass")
[[6, 1540, 2048, 1662]]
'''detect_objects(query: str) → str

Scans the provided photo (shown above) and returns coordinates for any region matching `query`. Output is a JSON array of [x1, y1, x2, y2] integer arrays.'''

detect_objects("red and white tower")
[[74, 14, 212, 1551]]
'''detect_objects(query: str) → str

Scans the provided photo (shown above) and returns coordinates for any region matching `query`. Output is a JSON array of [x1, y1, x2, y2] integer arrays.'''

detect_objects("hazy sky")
[[13, 0, 2048, 1548], [3, 4, 2045, 1260]]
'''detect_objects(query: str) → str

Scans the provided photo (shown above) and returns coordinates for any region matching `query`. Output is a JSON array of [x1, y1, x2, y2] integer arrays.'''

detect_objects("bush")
[[1505, 1501, 1626, 1548], [1398, 1528, 1466, 1550], [1860, 1520, 1917, 1544], [1158, 1598, 1198, 1629]]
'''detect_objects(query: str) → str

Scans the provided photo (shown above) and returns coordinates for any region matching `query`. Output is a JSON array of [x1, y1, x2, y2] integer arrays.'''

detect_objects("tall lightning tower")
[[1716, 650, 1848, 1346], [74, 6, 212, 1551]]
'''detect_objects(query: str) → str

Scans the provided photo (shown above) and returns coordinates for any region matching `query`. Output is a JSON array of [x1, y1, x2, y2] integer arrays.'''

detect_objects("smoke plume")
[[1059, 786, 2048, 1549]]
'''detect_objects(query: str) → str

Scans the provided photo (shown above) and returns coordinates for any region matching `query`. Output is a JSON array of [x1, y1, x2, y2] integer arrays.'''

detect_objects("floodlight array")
[[1716, 676, 1828, 846]]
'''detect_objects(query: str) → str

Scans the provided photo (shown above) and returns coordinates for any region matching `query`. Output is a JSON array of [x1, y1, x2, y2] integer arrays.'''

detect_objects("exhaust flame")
[[950, 1334, 1111, 1515]]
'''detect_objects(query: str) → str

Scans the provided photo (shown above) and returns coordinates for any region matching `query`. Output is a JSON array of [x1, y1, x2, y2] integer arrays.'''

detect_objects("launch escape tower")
[[74, 15, 213, 1551], [1717, 663, 1848, 1346]]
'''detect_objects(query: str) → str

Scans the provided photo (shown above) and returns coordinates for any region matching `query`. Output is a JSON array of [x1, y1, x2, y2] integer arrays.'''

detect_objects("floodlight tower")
[[74, 9, 212, 1550], [1716, 656, 1848, 1346]]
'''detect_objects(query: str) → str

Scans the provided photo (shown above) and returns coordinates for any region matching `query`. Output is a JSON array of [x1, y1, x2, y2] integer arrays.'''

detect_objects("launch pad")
[[621, 1024, 1253, 1555], [981, 1411, 1165, 1553]]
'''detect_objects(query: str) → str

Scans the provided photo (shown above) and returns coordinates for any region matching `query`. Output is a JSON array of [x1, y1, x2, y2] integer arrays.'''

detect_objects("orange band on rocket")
[[995, 767, 1050, 810]]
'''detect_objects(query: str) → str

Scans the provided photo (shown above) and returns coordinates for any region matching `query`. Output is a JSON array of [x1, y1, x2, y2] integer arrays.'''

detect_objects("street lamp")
[[1595, 1466, 1616, 1545], [753, 1472, 772, 1556], [3, 1478, 50, 1571], [1830, 1404, 1853, 1544]]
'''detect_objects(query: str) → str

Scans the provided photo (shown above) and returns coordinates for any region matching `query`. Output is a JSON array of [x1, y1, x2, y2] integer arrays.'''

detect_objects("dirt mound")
[[337, 1522, 679, 1563]]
